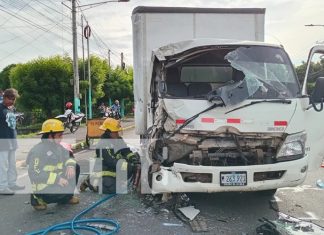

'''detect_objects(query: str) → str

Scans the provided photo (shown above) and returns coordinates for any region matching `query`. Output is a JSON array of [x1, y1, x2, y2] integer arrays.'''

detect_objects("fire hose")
[[26, 194, 119, 235]]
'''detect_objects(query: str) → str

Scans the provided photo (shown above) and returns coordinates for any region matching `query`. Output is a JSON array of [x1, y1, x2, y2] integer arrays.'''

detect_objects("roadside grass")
[[18, 132, 38, 138]]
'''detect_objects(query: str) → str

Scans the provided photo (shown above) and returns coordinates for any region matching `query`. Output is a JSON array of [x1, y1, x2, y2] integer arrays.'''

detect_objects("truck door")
[[302, 45, 324, 170]]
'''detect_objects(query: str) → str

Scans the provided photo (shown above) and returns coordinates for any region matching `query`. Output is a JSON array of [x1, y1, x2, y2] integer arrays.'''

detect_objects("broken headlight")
[[276, 132, 306, 162]]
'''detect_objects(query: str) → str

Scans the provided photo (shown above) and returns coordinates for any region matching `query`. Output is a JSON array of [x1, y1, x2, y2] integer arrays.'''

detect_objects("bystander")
[[0, 88, 25, 195]]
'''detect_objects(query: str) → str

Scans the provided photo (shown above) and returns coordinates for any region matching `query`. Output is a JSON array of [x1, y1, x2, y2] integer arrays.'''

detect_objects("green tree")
[[102, 66, 133, 102], [10, 56, 73, 117], [296, 57, 324, 94], [0, 64, 16, 89], [79, 56, 109, 105]]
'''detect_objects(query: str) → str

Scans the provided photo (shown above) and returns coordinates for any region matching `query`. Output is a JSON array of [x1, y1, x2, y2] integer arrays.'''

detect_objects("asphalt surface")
[[2, 121, 324, 235]]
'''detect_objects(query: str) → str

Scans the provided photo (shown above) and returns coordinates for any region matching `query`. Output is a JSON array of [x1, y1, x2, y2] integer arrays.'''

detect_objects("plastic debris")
[[256, 218, 281, 235], [278, 212, 300, 223], [86, 223, 115, 231], [160, 208, 169, 214], [162, 222, 183, 227], [273, 212, 324, 234], [189, 215, 208, 232], [321, 159, 324, 168], [316, 179, 324, 188], [178, 206, 200, 221], [294, 221, 314, 232]]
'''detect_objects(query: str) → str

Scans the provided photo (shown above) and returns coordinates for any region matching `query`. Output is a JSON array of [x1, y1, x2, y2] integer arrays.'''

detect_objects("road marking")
[[278, 185, 321, 192], [299, 211, 320, 221], [270, 195, 282, 202]]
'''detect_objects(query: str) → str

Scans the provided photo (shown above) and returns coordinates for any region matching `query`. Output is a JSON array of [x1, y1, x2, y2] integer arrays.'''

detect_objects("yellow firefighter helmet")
[[39, 119, 65, 134], [99, 118, 122, 132]]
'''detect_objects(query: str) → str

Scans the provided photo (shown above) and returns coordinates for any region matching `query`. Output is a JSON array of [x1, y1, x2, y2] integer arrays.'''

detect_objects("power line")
[[0, 0, 128, 68], [0, 0, 29, 27], [0, 22, 61, 62]]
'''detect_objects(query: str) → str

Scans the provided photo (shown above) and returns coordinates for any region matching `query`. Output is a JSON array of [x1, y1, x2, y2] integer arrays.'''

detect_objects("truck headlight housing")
[[276, 132, 307, 162]]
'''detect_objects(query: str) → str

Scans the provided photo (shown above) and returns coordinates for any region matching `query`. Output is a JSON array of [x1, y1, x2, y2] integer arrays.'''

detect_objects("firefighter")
[[80, 118, 139, 194], [27, 119, 80, 211]]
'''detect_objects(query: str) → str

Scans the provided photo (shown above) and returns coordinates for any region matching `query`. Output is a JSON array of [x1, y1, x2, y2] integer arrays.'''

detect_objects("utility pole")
[[121, 52, 125, 69], [81, 15, 87, 119], [108, 49, 111, 67], [84, 24, 92, 119], [72, 0, 80, 113]]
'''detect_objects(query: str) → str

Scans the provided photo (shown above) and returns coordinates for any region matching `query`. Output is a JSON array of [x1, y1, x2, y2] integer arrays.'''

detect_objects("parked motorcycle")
[[14, 112, 24, 126], [55, 112, 85, 133]]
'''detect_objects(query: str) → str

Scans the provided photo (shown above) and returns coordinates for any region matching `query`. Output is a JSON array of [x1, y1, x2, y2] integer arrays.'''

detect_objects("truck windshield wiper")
[[167, 102, 224, 139], [225, 99, 292, 114]]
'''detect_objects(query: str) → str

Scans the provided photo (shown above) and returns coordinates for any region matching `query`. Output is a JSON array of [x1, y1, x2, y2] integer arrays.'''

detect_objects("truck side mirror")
[[310, 77, 324, 111]]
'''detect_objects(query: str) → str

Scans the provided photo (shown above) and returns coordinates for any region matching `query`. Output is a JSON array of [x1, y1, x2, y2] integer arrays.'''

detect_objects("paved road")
[[2, 127, 324, 234], [15, 117, 135, 164]]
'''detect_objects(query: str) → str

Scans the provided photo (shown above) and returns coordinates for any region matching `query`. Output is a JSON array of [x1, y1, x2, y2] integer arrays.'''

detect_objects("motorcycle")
[[104, 109, 121, 120], [14, 112, 24, 126], [55, 112, 85, 133]]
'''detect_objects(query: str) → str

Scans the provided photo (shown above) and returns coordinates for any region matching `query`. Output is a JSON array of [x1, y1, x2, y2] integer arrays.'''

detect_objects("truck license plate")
[[220, 171, 247, 186]]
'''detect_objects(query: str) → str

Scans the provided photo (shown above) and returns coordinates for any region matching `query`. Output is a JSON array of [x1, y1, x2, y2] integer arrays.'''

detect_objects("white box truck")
[[132, 6, 324, 194]]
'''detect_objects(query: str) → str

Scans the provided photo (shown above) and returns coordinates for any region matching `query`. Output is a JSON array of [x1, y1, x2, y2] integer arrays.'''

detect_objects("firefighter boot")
[[31, 195, 47, 211], [79, 180, 88, 192], [80, 176, 98, 192], [68, 196, 80, 205]]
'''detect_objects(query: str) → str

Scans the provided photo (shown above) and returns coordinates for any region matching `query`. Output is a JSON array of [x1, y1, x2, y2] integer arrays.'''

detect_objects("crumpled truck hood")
[[163, 98, 297, 133]]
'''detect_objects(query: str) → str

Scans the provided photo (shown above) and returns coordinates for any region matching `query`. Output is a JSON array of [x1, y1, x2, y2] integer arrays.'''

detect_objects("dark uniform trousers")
[[31, 164, 80, 205]]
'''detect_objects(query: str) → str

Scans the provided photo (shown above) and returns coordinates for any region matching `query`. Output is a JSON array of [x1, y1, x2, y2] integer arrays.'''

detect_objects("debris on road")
[[86, 223, 116, 231], [316, 179, 324, 189], [189, 215, 208, 233], [139, 192, 210, 232], [162, 222, 183, 227], [178, 206, 200, 221], [256, 217, 281, 235], [256, 212, 324, 235]]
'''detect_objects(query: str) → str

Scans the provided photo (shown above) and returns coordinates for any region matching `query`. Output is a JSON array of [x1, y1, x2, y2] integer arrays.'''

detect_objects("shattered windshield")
[[220, 46, 299, 105], [164, 45, 299, 106]]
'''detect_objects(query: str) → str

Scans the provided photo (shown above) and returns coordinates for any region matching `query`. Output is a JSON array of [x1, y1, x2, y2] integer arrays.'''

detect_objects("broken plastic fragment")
[[316, 179, 324, 189], [162, 222, 183, 227], [178, 206, 200, 221]]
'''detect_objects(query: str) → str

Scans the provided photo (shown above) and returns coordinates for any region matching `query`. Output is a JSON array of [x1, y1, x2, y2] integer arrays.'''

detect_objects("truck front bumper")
[[152, 156, 308, 193]]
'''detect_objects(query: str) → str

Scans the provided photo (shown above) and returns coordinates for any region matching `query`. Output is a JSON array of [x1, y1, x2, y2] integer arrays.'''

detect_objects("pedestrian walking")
[[0, 88, 25, 195], [26, 119, 80, 210]]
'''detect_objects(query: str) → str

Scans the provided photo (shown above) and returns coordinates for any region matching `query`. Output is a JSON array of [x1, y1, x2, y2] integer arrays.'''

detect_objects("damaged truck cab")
[[132, 7, 324, 193]]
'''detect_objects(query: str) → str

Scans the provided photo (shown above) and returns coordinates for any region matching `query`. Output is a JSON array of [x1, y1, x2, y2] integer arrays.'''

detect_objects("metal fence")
[[16, 110, 47, 135]]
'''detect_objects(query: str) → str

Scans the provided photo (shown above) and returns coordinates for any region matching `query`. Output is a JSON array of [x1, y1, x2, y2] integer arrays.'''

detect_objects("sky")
[[0, 0, 324, 72]]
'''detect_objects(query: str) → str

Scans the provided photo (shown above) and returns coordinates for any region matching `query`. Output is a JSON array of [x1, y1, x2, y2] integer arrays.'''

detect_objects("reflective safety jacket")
[[94, 136, 139, 178], [27, 139, 76, 192]]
